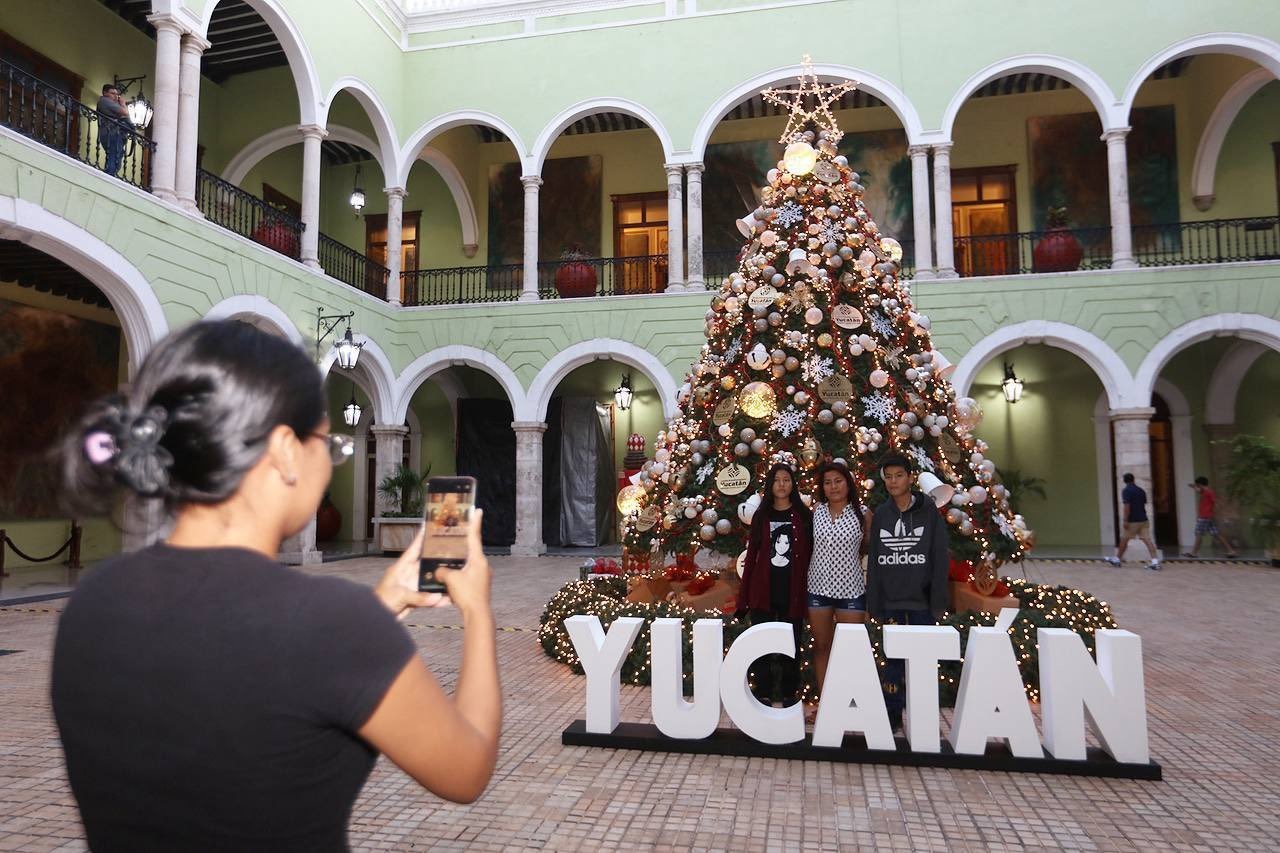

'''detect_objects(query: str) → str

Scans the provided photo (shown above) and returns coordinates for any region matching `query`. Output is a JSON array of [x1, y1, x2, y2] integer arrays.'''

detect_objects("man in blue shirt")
[[1106, 473, 1161, 570]]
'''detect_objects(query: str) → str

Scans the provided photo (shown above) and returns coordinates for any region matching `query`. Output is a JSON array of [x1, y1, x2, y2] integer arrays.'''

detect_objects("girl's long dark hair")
[[61, 320, 326, 516], [751, 462, 810, 536]]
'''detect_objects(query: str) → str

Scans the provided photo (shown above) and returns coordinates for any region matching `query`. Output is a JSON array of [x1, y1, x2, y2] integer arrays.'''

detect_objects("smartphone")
[[418, 476, 477, 593]]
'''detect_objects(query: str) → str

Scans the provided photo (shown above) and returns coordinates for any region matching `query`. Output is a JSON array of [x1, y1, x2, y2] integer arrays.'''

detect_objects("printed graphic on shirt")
[[880, 517, 926, 565], [770, 522, 793, 568]]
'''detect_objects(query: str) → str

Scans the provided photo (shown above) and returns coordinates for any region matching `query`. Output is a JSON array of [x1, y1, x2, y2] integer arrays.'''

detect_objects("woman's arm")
[[358, 513, 500, 803]]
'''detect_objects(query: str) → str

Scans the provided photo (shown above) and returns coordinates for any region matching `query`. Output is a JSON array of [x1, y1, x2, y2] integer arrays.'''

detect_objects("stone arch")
[[1121, 33, 1280, 125], [319, 77, 400, 178], [1204, 341, 1268, 426], [319, 335, 397, 427], [950, 321, 1134, 410], [0, 195, 168, 376], [197, 0, 322, 126], [1190, 68, 1274, 210], [203, 294, 303, 346], [395, 111, 529, 189], [526, 339, 679, 424], [1133, 313, 1280, 406], [940, 54, 1123, 138], [691, 61, 927, 158], [530, 97, 675, 175], [392, 345, 528, 424]]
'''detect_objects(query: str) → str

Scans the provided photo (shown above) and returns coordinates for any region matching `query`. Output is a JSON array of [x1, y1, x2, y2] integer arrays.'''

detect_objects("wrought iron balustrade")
[[401, 263, 523, 306], [1, 58, 153, 190], [318, 234, 389, 298], [195, 169, 304, 261], [536, 254, 668, 299], [1130, 216, 1280, 266]]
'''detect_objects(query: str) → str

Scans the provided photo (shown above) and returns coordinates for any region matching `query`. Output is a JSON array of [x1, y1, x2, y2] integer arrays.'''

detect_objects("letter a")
[[812, 623, 895, 750], [564, 615, 644, 734], [949, 627, 1042, 758], [651, 618, 723, 739]]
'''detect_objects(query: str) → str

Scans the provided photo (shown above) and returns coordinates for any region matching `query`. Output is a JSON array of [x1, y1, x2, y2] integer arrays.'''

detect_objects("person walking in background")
[[95, 83, 133, 177], [1184, 476, 1237, 559], [866, 454, 949, 734], [52, 321, 501, 852], [1106, 473, 1161, 570]]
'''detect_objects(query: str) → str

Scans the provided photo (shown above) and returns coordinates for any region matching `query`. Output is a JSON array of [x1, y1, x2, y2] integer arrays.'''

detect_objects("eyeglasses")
[[312, 432, 355, 465]]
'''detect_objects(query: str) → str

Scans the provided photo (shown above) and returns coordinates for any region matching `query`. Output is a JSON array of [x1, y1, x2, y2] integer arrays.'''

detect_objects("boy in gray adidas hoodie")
[[866, 454, 950, 731]]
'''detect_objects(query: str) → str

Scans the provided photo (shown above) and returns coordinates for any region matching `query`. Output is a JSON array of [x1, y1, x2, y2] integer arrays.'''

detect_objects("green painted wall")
[[1237, 350, 1280, 444], [544, 359, 663, 475], [970, 345, 1104, 546]]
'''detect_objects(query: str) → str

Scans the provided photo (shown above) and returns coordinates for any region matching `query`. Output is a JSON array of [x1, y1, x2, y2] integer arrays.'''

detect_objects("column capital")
[[907, 144, 931, 158], [384, 186, 408, 200], [180, 32, 212, 53], [1109, 406, 1156, 421], [520, 175, 543, 190], [370, 424, 409, 437], [1101, 126, 1132, 143], [663, 163, 685, 180], [684, 162, 705, 176], [931, 142, 953, 156], [298, 123, 328, 141], [146, 13, 189, 35], [511, 421, 549, 434]]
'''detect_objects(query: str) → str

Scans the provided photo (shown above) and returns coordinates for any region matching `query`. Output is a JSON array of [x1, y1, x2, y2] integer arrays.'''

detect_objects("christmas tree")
[[621, 58, 1033, 580]]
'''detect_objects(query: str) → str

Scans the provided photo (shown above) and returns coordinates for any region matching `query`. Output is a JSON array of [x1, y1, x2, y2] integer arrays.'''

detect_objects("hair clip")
[[85, 431, 119, 465]]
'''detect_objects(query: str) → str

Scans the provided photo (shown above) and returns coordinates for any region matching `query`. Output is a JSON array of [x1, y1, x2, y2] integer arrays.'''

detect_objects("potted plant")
[[1032, 206, 1084, 273], [372, 463, 431, 553], [554, 245, 598, 298], [315, 492, 342, 542], [1220, 434, 1280, 566], [251, 205, 300, 259]]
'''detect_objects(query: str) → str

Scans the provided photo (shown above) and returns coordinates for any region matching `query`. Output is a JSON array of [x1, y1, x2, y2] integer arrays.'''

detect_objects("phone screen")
[[418, 476, 476, 593]]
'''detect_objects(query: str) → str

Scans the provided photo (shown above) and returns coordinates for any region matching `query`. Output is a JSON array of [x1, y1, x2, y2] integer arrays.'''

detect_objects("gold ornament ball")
[[783, 141, 818, 176], [739, 381, 778, 419], [880, 236, 903, 262], [801, 438, 820, 466], [817, 332, 833, 348], [616, 485, 646, 516], [721, 375, 737, 391]]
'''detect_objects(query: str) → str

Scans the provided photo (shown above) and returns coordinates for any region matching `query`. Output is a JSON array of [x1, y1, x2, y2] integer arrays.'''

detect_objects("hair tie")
[[84, 431, 119, 465]]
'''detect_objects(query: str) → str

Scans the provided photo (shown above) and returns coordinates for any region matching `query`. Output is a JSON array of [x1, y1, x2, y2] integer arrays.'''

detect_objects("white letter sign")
[[812, 623, 895, 750], [719, 622, 804, 744], [950, 627, 1042, 757], [565, 615, 643, 734], [882, 625, 962, 753], [1039, 628, 1149, 763], [651, 618, 723, 739]]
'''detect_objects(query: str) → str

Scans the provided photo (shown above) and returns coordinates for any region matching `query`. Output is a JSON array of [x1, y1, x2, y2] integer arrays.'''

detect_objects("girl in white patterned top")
[[807, 462, 874, 696]]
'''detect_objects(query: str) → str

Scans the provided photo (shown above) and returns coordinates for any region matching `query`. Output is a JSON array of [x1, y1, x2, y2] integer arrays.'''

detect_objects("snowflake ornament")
[[723, 335, 743, 366], [771, 406, 806, 437], [802, 355, 835, 384], [820, 220, 844, 245], [870, 311, 897, 340], [696, 462, 714, 485], [997, 513, 1017, 540], [908, 444, 936, 472], [861, 391, 896, 425], [775, 201, 805, 229], [884, 346, 905, 370]]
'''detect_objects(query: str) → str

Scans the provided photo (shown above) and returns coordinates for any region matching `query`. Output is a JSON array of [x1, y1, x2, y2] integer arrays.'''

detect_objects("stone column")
[[1110, 407, 1156, 558], [174, 32, 211, 214], [511, 421, 548, 556], [280, 518, 322, 565], [908, 145, 935, 280], [664, 164, 686, 292], [931, 143, 957, 279], [520, 175, 542, 302], [685, 163, 705, 290], [1102, 127, 1138, 269], [146, 15, 183, 202], [299, 124, 326, 269], [370, 425, 409, 516], [385, 187, 406, 305]]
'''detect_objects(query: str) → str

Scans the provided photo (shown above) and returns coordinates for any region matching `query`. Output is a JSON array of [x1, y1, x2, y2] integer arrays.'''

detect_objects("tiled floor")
[[1, 554, 1277, 851]]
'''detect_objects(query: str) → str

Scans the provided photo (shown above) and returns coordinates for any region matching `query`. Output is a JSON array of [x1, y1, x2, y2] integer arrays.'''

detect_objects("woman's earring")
[[285, 472, 298, 486]]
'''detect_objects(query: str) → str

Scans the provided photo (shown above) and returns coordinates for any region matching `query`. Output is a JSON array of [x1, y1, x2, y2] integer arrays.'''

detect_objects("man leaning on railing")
[[95, 83, 133, 178]]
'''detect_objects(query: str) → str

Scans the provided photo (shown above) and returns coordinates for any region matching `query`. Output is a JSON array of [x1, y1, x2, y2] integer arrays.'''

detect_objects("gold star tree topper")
[[761, 55, 857, 145]]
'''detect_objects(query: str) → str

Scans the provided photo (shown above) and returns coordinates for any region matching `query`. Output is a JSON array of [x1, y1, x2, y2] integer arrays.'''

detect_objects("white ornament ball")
[[869, 369, 889, 388], [968, 485, 988, 504], [701, 508, 718, 524], [700, 524, 716, 541], [715, 518, 732, 535], [911, 426, 925, 442], [735, 442, 751, 457], [804, 306, 823, 325], [750, 438, 767, 454], [718, 423, 733, 438], [684, 506, 698, 519]]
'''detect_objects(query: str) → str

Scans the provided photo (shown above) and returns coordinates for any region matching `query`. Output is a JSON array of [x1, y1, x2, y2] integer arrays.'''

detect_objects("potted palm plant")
[[1220, 435, 1280, 566], [372, 463, 431, 553], [1032, 206, 1084, 273], [554, 245, 598, 298]]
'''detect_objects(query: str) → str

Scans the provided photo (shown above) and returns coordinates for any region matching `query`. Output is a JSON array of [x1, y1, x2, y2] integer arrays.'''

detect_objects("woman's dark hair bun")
[[61, 320, 325, 517]]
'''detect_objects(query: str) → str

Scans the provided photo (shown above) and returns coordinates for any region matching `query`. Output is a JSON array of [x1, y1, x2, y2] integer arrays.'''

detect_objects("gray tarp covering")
[[557, 397, 615, 546]]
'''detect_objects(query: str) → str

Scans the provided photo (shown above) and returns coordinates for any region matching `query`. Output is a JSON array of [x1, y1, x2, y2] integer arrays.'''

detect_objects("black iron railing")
[[195, 168, 304, 261], [318, 234, 389, 298], [1130, 216, 1280, 266], [0, 58, 153, 190], [401, 263, 524, 306], [536, 254, 668, 299]]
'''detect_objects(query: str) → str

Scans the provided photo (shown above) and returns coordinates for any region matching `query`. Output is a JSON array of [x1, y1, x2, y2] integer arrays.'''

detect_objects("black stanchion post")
[[66, 520, 83, 586]]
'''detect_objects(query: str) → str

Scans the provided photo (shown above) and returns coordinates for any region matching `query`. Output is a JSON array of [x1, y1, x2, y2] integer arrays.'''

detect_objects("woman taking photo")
[[739, 462, 812, 705], [807, 462, 873, 698], [51, 321, 500, 852]]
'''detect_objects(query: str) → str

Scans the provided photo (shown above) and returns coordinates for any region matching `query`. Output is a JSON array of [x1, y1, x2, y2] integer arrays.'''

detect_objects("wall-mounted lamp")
[[113, 75, 153, 129], [1002, 362, 1024, 404], [315, 308, 364, 370], [614, 373, 633, 411]]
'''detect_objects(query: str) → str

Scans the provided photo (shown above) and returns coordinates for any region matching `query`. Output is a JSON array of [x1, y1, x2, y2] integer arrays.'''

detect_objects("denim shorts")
[[807, 592, 866, 611]]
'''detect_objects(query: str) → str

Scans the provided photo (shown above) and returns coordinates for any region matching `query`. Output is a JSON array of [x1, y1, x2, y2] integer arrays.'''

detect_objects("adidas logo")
[[880, 518, 924, 552], [880, 551, 927, 565]]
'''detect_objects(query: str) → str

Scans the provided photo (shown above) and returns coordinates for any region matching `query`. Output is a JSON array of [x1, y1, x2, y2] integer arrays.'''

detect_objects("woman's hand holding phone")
[[375, 525, 449, 620], [432, 510, 491, 622]]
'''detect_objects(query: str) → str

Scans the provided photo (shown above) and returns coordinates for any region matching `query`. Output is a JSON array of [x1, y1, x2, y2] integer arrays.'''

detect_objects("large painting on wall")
[[1028, 105, 1179, 232], [838, 128, 913, 250], [0, 299, 120, 518], [487, 155, 602, 268]]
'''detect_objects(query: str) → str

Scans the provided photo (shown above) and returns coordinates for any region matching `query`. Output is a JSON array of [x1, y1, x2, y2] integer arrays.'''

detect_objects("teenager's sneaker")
[[1147, 560, 1161, 571], [1104, 556, 1121, 567]]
